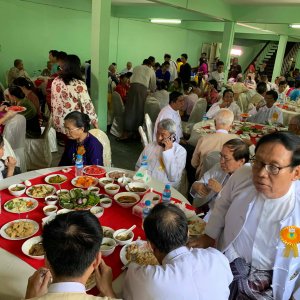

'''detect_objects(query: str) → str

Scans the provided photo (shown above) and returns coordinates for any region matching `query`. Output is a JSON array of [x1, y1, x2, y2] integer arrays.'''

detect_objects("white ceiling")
[[226, 0, 300, 3]]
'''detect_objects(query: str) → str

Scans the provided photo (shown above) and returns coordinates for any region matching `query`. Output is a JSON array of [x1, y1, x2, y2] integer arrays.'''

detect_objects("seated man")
[[123, 203, 233, 300], [248, 90, 283, 125], [288, 115, 300, 135], [206, 89, 241, 120], [190, 131, 300, 299], [153, 91, 185, 143], [136, 119, 186, 189], [7, 59, 30, 86], [25, 211, 119, 300], [191, 109, 238, 179]]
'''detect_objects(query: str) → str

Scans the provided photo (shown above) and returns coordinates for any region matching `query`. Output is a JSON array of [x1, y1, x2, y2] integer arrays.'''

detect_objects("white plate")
[[106, 170, 130, 180], [4, 197, 38, 214], [0, 219, 39, 240], [71, 176, 98, 189], [119, 240, 147, 265], [21, 235, 44, 260], [188, 216, 206, 236], [26, 184, 56, 199], [44, 174, 68, 185]]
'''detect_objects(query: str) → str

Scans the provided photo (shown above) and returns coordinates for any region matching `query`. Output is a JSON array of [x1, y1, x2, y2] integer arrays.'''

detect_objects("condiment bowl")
[[90, 206, 104, 218], [104, 183, 120, 196], [8, 184, 26, 197], [113, 228, 134, 246], [100, 237, 117, 256], [43, 205, 58, 216]]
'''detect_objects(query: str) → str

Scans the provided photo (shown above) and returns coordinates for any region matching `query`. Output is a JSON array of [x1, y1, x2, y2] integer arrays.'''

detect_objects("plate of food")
[[4, 197, 38, 214], [7, 106, 26, 113], [83, 165, 106, 176], [187, 217, 206, 236], [45, 174, 68, 185], [22, 235, 44, 260], [26, 184, 56, 199], [125, 182, 149, 195], [0, 219, 39, 240], [71, 176, 98, 189], [120, 240, 159, 266], [106, 170, 130, 180], [58, 189, 100, 210], [85, 272, 96, 291]]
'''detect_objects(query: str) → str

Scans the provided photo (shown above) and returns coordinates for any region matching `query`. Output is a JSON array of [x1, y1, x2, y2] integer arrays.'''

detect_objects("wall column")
[[271, 35, 288, 82], [91, 0, 111, 131], [220, 21, 236, 81]]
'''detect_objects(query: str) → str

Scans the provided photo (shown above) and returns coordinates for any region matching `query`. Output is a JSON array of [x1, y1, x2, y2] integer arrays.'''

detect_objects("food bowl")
[[126, 182, 150, 196], [106, 170, 129, 181], [56, 189, 69, 197], [88, 186, 100, 195], [100, 237, 117, 256], [114, 192, 140, 208], [117, 176, 132, 187], [21, 236, 44, 260], [43, 205, 58, 216], [98, 177, 114, 187], [45, 195, 58, 205], [102, 226, 115, 239], [113, 229, 134, 246], [104, 183, 120, 196], [90, 206, 104, 218], [100, 198, 112, 208], [8, 184, 26, 197]]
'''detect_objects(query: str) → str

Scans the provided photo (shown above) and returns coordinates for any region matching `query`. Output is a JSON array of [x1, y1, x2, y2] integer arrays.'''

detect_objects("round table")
[[278, 107, 300, 126], [0, 167, 188, 300]]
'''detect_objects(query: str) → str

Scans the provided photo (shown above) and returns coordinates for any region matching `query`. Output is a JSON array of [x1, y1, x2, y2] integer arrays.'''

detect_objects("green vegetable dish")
[[58, 189, 100, 209], [49, 175, 66, 184]]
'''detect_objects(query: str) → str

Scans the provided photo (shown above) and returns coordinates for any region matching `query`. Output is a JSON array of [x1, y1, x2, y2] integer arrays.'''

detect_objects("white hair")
[[214, 109, 234, 126], [157, 118, 176, 135]]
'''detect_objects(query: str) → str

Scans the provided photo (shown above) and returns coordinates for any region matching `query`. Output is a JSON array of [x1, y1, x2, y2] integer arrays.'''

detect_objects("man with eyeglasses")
[[189, 131, 300, 300]]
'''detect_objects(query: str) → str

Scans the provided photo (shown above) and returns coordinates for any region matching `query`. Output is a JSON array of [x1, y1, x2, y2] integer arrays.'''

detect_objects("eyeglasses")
[[219, 153, 232, 162], [250, 157, 292, 175], [64, 127, 80, 134]]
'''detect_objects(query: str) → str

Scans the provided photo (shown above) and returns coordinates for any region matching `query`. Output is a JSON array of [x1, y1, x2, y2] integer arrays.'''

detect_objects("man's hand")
[[208, 178, 222, 193], [25, 268, 52, 299], [95, 260, 116, 298], [5, 156, 17, 177], [163, 137, 173, 151], [193, 182, 210, 198], [91, 119, 99, 129], [188, 234, 216, 249]]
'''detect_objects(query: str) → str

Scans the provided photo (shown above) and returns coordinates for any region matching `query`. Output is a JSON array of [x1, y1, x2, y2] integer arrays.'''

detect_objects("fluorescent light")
[[237, 22, 274, 34], [289, 24, 300, 29], [231, 48, 242, 56], [150, 19, 181, 24]]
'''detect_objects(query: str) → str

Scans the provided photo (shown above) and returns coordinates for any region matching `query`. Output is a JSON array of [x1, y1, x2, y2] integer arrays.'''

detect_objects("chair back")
[[3, 138, 17, 160], [237, 93, 249, 113], [144, 96, 161, 124], [188, 98, 207, 125], [202, 151, 220, 176], [111, 91, 125, 117], [89, 129, 112, 167], [144, 113, 153, 144], [41, 115, 53, 139], [138, 126, 148, 148]]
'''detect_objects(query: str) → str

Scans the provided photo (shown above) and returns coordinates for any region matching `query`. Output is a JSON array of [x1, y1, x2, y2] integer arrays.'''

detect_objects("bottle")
[[162, 184, 171, 204], [141, 155, 148, 169], [142, 200, 152, 229], [75, 154, 83, 177], [202, 113, 208, 121], [133, 155, 149, 183]]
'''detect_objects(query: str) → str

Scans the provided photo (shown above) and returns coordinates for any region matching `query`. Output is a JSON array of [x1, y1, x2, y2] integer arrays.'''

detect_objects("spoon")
[[119, 225, 136, 236]]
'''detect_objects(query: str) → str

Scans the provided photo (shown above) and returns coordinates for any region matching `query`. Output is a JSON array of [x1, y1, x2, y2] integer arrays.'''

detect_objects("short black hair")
[[49, 50, 59, 58], [57, 51, 68, 61], [60, 54, 83, 85], [157, 80, 167, 91], [266, 90, 278, 100], [148, 56, 155, 63], [223, 139, 249, 163], [279, 80, 287, 86], [181, 53, 188, 60], [144, 203, 188, 254], [43, 211, 103, 278], [169, 91, 182, 104], [154, 62, 161, 69], [143, 59, 151, 65], [208, 79, 218, 90], [164, 53, 171, 59], [64, 111, 91, 132], [255, 131, 300, 167], [14, 59, 22, 67], [13, 77, 34, 90], [256, 82, 267, 95], [223, 89, 233, 97], [216, 61, 224, 67], [162, 61, 170, 67], [8, 85, 25, 99]]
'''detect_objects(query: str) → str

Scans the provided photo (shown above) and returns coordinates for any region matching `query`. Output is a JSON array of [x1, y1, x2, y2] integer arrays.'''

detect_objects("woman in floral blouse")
[[51, 54, 98, 135]]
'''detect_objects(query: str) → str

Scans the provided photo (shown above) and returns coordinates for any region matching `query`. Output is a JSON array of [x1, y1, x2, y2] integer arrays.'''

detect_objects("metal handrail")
[[281, 43, 300, 75]]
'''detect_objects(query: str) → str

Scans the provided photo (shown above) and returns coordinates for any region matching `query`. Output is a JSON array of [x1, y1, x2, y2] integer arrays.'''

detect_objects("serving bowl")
[[100, 198, 112, 208], [100, 237, 117, 256], [98, 177, 114, 187], [45, 195, 58, 205], [90, 206, 104, 218], [8, 184, 26, 197], [114, 192, 140, 208], [43, 205, 58, 216], [126, 182, 150, 196], [104, 183, 120, 196], [88, 186, 100, 195], [113, 228, 134, 246]]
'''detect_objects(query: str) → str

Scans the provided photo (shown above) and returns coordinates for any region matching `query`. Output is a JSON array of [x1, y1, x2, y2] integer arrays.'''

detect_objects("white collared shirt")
[[206, 101, 241, 120], [248, 105, 283, 125], [209, 71, 225, 91], [48, 282, 86, 293], [122, 246, 233, 300]]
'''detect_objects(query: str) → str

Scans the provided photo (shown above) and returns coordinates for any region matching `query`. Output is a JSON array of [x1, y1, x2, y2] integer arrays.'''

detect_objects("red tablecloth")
[[0, 168, 192, 294]]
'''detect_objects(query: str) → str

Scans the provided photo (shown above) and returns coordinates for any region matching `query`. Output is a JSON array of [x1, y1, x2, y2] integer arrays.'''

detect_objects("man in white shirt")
[[206, 89, 241, 120], [25, 211, 118, 300], [248, 90, 283, 125], [164, 53, 177, 83], [209, 61, 225, 92], [153, 91, 184, 143], [7, 59, 30, 86], [190, 131, 300, 300], [123, 203, 233, 300], [120, 61, 133, 74], [136, 119, 186, 189]]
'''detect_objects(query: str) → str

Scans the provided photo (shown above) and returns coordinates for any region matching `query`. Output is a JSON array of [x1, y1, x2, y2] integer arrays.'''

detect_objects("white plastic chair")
[[175, 169, 189, 198], [3, 138, 17, 162], [138, 126, 148, 148], [144, 113, 153, 144], [202, 151, 220, 176], [185, 98, 207, 134], [144, 96, 161, 124], [110, 91, 125, 138], [89, 129, 112, 167], [25, 115, 53, 170]]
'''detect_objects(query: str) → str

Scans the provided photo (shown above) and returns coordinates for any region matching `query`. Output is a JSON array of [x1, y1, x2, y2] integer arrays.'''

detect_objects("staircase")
[[281, 42, 300, 76]]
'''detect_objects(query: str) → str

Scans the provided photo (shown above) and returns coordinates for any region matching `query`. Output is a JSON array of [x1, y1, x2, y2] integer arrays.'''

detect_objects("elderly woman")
[[8, 85, 41, 138], [59, 111, 103, 166], [51, 54, 98, 136], [191, 139, 249, 214], [136, 118, 186, 188]]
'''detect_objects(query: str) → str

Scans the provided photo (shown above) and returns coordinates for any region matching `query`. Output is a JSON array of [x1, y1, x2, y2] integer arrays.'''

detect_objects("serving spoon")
[[118, 225, 136, 237]]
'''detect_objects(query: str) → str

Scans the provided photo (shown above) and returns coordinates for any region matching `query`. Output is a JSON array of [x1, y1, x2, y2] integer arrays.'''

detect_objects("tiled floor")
[[51, 132, 143, 171]]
